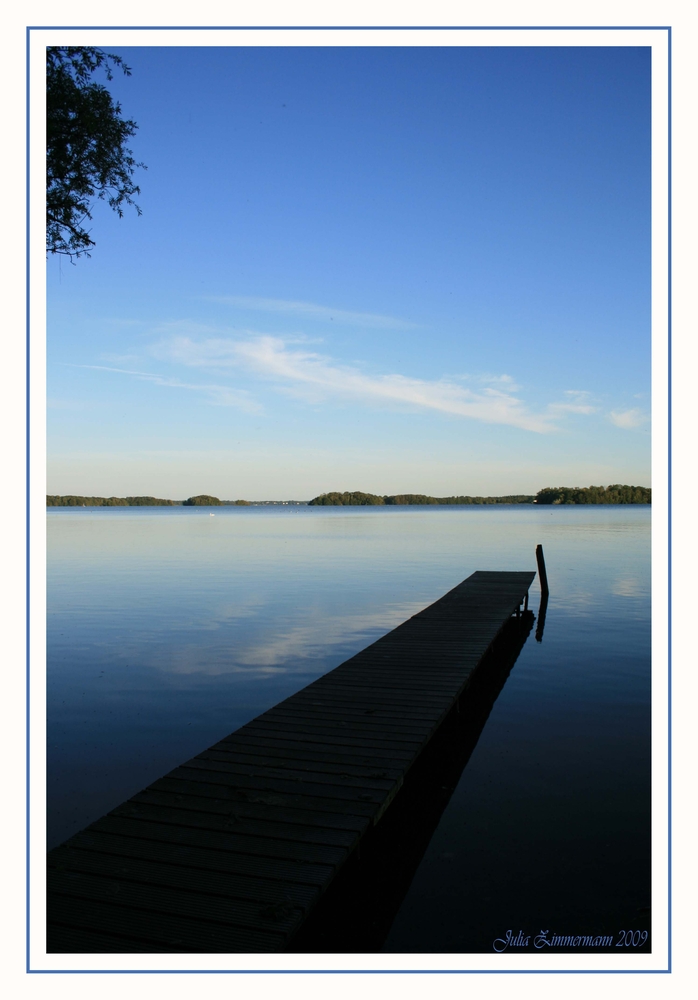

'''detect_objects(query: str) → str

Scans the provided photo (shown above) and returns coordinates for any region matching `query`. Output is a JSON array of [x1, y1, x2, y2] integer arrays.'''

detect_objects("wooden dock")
[[47, 569, 535, 953]]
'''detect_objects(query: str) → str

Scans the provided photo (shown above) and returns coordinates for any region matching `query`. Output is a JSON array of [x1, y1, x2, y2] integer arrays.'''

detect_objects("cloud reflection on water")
[[147, 601, 427, 675]]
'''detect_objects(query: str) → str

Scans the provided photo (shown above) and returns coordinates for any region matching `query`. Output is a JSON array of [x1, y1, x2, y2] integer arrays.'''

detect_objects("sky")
[[46, 44, 651, 500]]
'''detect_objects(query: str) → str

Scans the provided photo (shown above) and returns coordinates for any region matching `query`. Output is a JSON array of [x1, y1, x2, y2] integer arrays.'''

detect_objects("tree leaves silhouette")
[[46, 47, 145, 259]]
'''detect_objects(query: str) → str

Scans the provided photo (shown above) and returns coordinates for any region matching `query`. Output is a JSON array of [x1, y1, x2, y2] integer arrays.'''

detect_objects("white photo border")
[[28, 23, 669, 975]]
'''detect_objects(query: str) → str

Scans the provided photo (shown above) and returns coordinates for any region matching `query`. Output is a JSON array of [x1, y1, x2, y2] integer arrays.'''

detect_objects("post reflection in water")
[[535, 592, 549, 643]]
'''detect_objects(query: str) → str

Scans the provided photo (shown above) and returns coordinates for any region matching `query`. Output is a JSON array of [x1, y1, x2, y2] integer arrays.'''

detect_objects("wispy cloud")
[[547, 404, 597, 416], [546, 389, 597, 416], [156, 335, 556, 433], [477, 373, 523, 391], [72, 364, 262, 413], [609, 408, 647, 429], [207, 295, 417, 330]]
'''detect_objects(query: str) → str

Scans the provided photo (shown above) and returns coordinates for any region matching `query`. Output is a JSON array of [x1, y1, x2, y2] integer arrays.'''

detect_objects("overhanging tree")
[[46, 46, 145, 259]]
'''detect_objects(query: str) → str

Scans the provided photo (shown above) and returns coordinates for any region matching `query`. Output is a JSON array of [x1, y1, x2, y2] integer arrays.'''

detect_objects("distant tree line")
[[308, 491, 535, 506], [387, 493, 537, 505], [534, 485, 651, 504], [47, 485, 651, 507], [308, 486, 651, 506], [46, 495, 176, 506], [46, 494, 252, 506]]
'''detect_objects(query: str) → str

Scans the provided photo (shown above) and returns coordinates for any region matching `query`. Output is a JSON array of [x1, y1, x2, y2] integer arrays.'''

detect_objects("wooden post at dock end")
[[536, 544, 549, 598]]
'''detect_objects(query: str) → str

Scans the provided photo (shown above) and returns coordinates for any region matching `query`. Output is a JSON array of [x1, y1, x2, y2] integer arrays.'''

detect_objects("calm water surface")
[[46, 504, 651, 951]]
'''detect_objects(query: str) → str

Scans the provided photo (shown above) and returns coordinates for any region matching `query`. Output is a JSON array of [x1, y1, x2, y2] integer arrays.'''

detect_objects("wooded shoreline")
[[47, 485, 651, 507]]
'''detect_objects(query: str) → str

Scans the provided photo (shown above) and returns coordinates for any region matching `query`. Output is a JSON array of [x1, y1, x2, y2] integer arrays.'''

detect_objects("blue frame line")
[[29, 23, 670, 976], [666, 24, 673, 977], [27, 24, 670, 31], [25, 22, 32, 979], [28, 969, 670, 975]]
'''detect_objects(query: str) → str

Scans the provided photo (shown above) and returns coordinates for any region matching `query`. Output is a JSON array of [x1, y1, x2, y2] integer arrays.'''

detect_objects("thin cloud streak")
[[547, 402, 598, 415], [159, 335, 556, 433], [207, 295, 417, 330], [72, 364, 262, 413]]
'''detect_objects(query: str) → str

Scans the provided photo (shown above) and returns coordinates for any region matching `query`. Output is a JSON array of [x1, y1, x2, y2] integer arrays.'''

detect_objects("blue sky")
[[47, 44, 651, 500]]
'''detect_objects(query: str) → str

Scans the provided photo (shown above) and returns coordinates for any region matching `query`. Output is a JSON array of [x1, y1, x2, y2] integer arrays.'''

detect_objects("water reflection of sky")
[[47, 501, 651, 932]]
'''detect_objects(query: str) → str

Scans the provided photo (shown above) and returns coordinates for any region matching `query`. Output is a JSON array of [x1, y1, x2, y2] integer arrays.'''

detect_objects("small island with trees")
[[533, 485, 650, 504], [182, 495, 222, 506]]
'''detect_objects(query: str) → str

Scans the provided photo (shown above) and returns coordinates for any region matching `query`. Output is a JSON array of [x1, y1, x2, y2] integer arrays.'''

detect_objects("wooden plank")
[[159, 762, 397, 791], [270, 703, 446, 722], [49, 846, 322, 907], [153, 767, 396, 796], [64, 829, 337, 885], [239, 720, 429, 748], [154, 768, 394, 808], [89, 815, 351, 865], [47, 569, 535, 953], [262, 707, 440, 730], [47, 925, 186, 954], [128, 794, 365, 848], [47, 895, 287, 952], [125, 798, 385, 833], [153, 761, 388, 808], [212, 733, 417, 761], [48, 869, 305, 935], [196, 749, 406, 779]]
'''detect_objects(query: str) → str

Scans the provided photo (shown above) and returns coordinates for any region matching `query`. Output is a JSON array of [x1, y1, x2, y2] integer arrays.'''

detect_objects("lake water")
[[46, 504, 651, 952]]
